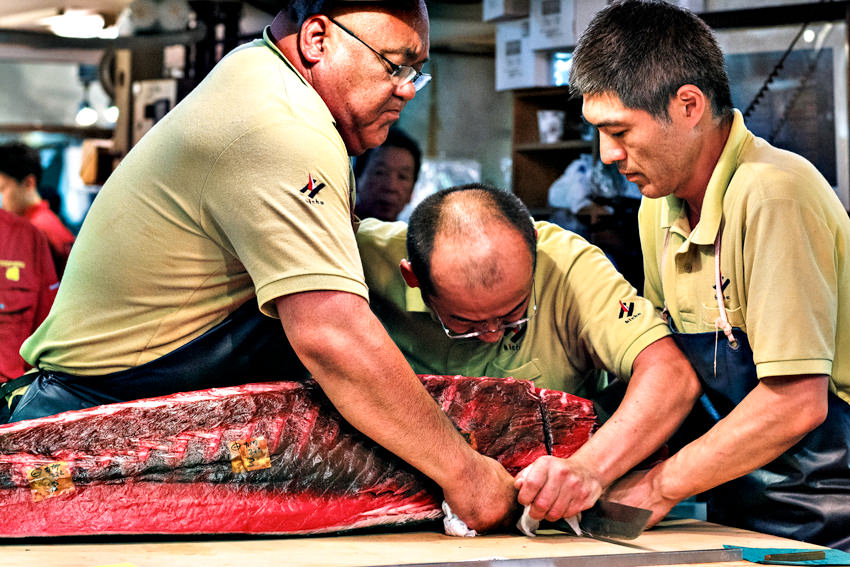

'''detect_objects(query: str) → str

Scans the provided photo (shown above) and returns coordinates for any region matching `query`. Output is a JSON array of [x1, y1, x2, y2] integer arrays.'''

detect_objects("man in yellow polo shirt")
[[542, 0, 850, 550], [357, 183, 701, 525], [10, 2, 517, 533]]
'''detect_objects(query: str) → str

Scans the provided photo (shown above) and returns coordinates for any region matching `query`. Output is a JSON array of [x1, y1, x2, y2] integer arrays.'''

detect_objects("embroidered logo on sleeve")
[[300, 175, 326, 204], [618, 300, 641, 323]]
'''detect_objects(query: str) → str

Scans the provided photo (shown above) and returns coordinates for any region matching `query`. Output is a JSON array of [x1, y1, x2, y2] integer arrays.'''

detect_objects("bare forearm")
[[645, 374, 829, 503], [571, 337, 701, 488], [516, 337, 701, 521], [276, 291, 517, 531], [276, 292, 473, 486]]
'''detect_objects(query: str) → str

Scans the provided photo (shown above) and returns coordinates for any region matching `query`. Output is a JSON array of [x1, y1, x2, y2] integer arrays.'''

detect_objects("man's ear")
[[298, 14, 330, 64], [399, 259, 420, 289], [673, 84, 706, 127], [22, 174, 38, 192]]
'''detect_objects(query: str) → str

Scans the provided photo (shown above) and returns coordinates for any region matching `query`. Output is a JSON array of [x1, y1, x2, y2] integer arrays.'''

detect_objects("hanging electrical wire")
[[768, 30, 831, 143], [742, 22, 808, 120], [741, 0, 834, 121]]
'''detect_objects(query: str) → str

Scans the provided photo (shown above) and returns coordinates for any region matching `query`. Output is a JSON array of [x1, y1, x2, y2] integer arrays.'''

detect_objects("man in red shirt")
[[0, 208, 58, 385], [0, 142, 75, 278]]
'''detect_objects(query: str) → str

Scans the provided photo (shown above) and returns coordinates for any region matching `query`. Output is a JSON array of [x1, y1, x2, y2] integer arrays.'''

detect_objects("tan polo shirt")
[[356, 218, 670, 398], [22, 30, 366, 375], [639, 109, 850, 403]]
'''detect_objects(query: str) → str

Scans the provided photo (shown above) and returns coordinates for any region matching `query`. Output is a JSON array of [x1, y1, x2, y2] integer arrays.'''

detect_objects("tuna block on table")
[[0, 375, 596, 537]]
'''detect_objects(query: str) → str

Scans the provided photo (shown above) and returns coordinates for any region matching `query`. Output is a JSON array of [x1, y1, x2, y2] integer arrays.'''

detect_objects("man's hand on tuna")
[[443, 453, 519, 533], [514, 455, 603, 522]]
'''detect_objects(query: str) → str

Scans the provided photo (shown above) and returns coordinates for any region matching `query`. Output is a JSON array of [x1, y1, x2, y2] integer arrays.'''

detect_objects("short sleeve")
[[200, 120, 367, 317], [743, 196, 836, 377], [546, 228, 670, 380]]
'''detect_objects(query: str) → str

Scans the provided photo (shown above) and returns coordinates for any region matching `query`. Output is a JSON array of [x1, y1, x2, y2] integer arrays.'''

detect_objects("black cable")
[[742, 22, 808, 120]]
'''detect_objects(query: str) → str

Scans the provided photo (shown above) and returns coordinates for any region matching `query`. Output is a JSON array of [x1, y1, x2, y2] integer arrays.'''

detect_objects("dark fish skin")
[[0, 375, 596, 537]]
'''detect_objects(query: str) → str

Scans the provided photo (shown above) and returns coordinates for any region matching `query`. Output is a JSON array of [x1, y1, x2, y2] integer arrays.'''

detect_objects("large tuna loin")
[[0, 375, 596, 537]]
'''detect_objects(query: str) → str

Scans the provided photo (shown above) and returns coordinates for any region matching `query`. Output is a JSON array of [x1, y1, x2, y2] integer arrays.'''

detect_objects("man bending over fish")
[[356, 183, 700, 526]]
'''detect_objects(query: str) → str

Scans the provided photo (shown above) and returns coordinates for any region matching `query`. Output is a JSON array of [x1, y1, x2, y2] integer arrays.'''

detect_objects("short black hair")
[[354, 127, 422, 182], [285, 1, 425, 26], [0, 142, 42, 186], [407, 183, 536, 299], [570, 0, 733, 122]]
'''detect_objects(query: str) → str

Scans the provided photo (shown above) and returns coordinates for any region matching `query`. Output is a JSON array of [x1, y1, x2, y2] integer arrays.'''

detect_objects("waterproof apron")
[[664, 231, 850, 551], [8, 300, 308, 423]]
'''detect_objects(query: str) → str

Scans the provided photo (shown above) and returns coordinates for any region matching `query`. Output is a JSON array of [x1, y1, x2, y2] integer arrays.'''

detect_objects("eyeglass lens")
[[328, 17, 431, 92]]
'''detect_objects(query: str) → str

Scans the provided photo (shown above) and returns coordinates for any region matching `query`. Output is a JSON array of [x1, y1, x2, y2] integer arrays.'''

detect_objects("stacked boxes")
[[493, 0, 607, 91]]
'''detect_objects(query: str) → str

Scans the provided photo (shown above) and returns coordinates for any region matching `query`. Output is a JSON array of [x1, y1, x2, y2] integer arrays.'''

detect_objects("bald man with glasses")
[[11, 1, 518, 533], [357, 184, 700, 520]]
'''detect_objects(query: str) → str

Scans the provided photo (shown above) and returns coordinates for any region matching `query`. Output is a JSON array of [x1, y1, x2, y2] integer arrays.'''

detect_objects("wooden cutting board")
[[0, 519, 825, 567]]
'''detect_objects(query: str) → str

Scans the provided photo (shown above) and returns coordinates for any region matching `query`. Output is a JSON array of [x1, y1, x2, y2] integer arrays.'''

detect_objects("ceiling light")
[[75, 75, 99, 127], [40, 10, 106, 39], [75, 104, 98, 127], [104, 104, 120, 124]]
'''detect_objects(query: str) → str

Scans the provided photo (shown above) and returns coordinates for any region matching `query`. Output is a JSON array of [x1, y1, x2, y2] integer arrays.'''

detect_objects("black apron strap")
[[8, 301, 308, 423]]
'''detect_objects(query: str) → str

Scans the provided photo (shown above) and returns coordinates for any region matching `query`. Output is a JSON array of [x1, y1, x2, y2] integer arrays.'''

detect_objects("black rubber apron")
[[665, 232, 850, 550], [8, 300, 308, 423]]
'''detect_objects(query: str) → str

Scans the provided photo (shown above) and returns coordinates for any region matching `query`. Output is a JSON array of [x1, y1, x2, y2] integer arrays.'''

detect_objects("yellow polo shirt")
[[639, 109, 850, 403], [22, 30, 365, 375], [356, 218, 670, 398]]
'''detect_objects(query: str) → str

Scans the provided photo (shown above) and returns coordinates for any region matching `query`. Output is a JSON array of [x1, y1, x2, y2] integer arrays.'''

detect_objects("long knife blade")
[[545, 500, 652, 540]]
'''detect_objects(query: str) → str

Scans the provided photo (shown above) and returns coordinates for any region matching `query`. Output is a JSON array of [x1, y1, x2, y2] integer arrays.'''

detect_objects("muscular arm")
[[607, 373, 829, 525], [276, 290, 517, 531], [517, 336, 701, 521]]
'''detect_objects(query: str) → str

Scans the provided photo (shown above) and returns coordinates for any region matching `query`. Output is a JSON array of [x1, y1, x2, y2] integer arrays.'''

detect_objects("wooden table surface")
[[0, 518, 826, 567]]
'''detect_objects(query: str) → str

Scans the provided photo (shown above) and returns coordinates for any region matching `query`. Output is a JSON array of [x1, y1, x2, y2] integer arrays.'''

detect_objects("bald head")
[[406, 184, 536, 300], [430, 193, 528, 293]]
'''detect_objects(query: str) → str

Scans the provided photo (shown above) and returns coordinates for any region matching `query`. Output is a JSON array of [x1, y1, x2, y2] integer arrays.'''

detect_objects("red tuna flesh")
[[0, 375, 596, 537]]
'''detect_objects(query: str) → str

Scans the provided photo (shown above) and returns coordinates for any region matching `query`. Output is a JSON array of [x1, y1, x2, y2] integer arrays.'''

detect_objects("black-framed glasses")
[[433, 282, 537, 340], [327, 17, 431, 92]]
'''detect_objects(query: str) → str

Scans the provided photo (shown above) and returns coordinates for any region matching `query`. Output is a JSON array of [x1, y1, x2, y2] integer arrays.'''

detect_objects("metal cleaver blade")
[[578, 500, 653, 540], [547, 500, 653, 540]]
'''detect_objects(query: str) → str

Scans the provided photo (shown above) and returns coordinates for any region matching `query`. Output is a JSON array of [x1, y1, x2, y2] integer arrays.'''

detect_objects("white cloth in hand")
[[442, 501, 478, 537], [517, 505, 581, 537]]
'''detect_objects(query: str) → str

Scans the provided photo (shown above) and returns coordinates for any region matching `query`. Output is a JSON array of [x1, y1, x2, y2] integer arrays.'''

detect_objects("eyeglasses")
[[433, 282, 537, 340], [327, 17, 431, 92]]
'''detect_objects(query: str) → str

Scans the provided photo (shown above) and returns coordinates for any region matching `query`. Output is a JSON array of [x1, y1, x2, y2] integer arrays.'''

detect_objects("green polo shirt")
[[638, 109, 850, 403], [356, 218, 670, 398]]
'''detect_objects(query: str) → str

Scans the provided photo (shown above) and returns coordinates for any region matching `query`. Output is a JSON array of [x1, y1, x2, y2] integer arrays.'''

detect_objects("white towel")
[[442, 501, 478, 537], [517, 505, 581, 537]]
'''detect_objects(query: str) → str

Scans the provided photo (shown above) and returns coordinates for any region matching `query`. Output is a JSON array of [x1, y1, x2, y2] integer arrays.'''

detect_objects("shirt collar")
[[659, 109, 748, 244], [262, 26, 310, 88]]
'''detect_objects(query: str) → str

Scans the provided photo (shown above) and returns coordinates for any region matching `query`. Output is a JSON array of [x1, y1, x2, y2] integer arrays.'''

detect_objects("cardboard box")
[[495, 18, 550, 91], [529, 0, 575, 50], [483, 0, 530, 22]]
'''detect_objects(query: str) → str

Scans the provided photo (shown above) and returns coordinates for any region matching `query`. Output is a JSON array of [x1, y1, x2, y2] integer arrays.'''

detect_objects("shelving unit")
[[511, 86, 594, 216]]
